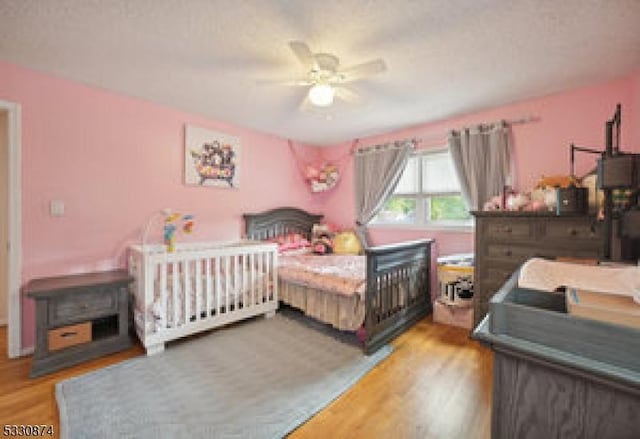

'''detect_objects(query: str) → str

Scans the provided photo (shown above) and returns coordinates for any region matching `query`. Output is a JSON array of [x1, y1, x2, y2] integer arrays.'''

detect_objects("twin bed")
[[130, 207, 433, 354]]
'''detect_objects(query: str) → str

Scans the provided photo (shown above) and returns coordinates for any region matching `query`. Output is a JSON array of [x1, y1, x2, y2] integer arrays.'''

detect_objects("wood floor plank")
[[0, 317, 492, 438]]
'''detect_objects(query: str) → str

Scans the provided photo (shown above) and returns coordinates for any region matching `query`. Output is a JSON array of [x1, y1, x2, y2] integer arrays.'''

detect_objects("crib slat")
[[391, 270, 396, 312], [224, 255, 231, 312], [183, 260, 190, 323], [241, 255, 247, 308], [215, 256, 221, 314], [160, 261, 167, 327], [257, 252, 263, 303], [234, 254, 240, 310], [264, 251, 269, 303], [265, 252, 271, 303], [263, 251, 269, 303], [250, 253, 255, 306], [271, 250, 278, 303], [195, 259, 202, 321], [389, 272, 394, 316], [172, 261, 178, 327], [205, 257, 212, 317]]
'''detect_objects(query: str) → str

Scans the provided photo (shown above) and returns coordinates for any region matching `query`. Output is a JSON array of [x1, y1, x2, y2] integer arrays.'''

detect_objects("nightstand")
[[26, 270, 134, 377]]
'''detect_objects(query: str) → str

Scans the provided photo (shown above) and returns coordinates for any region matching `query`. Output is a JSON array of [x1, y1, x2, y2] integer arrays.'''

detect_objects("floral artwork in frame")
[[184, 125, 240, 188]]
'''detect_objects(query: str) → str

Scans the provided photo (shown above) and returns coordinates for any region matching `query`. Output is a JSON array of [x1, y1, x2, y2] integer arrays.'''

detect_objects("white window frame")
[[371, 147, 474, 231]]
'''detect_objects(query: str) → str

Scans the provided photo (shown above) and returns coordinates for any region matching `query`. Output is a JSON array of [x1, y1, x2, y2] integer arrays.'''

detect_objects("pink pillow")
[[269, 233, 310, 253]]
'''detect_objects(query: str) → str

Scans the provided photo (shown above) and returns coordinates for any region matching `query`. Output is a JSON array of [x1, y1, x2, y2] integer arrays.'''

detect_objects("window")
[[373, 149, 472, 228]]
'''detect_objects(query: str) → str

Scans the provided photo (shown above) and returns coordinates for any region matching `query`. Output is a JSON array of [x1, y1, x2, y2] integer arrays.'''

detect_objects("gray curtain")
[[354, 141, 413, 247], [448, 122, 512, 210]]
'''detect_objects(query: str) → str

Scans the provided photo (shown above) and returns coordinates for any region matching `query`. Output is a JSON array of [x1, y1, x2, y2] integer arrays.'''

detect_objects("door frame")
[[0, 100, 22, 359]]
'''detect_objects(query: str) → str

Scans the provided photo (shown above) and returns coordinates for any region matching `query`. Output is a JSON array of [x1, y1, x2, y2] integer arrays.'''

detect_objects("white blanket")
[[518, 258, 640, 304]]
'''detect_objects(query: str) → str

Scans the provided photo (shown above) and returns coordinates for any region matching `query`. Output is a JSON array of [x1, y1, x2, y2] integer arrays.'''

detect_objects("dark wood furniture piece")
[[26, 270, 133, 377], [243, 207, 433, 354], [472, 211, 604, 324], [475, 272, 640, 439]]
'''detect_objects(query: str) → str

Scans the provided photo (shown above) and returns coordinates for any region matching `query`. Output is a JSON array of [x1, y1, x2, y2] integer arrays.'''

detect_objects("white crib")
[[129, 240, 278, 355]]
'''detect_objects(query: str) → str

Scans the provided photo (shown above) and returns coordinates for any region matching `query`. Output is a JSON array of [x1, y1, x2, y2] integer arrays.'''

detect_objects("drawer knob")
[[569, 228, 578, 236], [504, 249, 512, 257], [503, 226, 512, 233], [81, 303, 89, 310]]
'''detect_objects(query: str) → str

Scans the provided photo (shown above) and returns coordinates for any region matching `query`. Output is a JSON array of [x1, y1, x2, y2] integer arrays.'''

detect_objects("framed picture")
[[184, 125, 241, 188]]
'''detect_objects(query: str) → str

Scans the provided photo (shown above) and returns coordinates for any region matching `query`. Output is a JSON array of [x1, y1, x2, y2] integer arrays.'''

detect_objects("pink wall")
[[320, 74, 638, 256], [0, 61, 322, 349], [632, 69, 640, 147]]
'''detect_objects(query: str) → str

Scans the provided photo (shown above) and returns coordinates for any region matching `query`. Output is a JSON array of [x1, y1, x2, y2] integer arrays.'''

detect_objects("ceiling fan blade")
[[339, 59, 387, 82], [256, 77, 312, 87], [334, 86, 362, 104], [289, 41, 317, 70]]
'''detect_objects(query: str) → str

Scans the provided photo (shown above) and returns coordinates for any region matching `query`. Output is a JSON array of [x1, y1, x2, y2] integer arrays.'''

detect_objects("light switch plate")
[[50, 200, 65, 217]]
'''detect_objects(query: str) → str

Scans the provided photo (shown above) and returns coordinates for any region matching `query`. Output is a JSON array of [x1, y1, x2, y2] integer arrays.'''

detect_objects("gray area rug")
[[56, 314, 392, 439]]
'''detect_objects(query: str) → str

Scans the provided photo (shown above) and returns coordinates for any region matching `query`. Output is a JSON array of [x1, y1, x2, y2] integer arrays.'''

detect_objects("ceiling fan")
[[259, 41, 387, 109]]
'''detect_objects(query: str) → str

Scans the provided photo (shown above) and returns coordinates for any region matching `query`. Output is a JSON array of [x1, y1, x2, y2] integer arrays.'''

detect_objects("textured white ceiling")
[[1, 0, 639, 145]]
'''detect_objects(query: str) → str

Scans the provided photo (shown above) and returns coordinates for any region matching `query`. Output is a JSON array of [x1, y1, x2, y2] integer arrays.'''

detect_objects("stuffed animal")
[[312, 223, 333, 238], [483, 195, 503, 211], [333, 231, 362, 255], [312, 235, 334, 254], [506, 192, 531, 211], [535, 175, 576, 190], [311, 223, 335, 255]]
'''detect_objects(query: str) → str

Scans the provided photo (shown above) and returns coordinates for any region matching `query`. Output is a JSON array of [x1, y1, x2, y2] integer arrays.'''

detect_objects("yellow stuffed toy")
[[333, 230, 363, 255]]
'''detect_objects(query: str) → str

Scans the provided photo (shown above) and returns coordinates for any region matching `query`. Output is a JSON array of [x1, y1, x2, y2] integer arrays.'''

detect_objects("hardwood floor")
[[0, 318, 492, 438]]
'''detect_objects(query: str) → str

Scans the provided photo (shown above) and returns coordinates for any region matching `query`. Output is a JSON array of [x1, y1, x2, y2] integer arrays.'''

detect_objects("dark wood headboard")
[[243, 207, 323, 240]]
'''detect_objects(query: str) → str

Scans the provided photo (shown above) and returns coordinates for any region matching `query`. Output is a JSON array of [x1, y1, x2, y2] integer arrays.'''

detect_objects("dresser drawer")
[[483, 220, 535, 241], [541, 220, 602, 242], [48, 322, 92, 351], [485, 244, 538, 262], [49, 287, 118, 326]]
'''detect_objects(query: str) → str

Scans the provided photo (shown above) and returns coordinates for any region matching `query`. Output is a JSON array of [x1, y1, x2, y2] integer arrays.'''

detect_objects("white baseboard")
[[20, 346, 34, 357]]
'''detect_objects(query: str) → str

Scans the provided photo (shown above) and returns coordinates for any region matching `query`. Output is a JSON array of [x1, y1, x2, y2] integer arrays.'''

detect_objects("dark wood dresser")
[[472, 212, 604, 324], [26, 270, 133, 377]]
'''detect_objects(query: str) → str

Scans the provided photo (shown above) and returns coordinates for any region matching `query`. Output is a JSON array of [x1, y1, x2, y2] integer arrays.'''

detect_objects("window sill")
[[368, 223, 475, 233]]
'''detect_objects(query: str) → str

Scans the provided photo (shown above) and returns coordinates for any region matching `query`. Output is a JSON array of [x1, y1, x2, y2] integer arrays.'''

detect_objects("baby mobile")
[[288, 139, 358, 193], [163, 213, 195, 252]]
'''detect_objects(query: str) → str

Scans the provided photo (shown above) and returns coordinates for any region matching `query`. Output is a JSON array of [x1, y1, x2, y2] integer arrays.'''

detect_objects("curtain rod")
[[413, 115, 540, 146]]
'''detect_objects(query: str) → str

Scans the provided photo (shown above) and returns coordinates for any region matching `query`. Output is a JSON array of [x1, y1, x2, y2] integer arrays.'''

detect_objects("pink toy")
[[305, 165, 320, 180], [483, 195, 502, 211], [506, 192, 530, 211]]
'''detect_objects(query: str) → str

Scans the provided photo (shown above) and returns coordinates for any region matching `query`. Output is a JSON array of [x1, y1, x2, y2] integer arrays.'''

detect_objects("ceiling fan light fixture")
[[308, 83, 335, 107]]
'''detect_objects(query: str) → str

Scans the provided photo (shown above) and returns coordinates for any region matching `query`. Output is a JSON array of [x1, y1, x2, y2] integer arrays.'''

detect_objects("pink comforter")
[[278, 254, 366, 297]]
